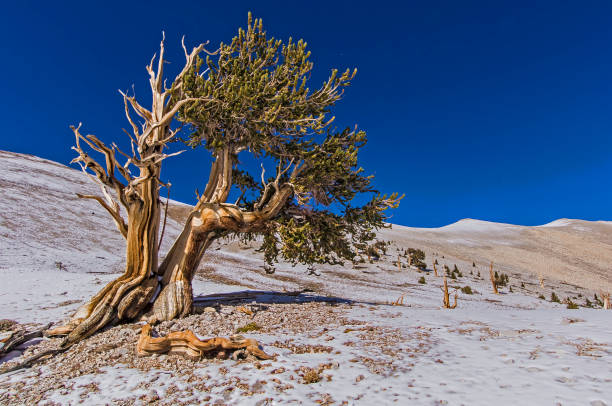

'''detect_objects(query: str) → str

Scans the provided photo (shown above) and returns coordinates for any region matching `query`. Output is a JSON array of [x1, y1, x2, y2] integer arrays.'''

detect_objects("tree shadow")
[[192, 289, 361, 308]]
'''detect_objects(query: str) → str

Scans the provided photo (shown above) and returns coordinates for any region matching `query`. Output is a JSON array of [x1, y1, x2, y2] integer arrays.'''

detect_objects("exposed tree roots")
[[0, 348, 67, 375], [0, 323, 51, 355], [1, 322, 273, 375], [1, 323, 66, 375]]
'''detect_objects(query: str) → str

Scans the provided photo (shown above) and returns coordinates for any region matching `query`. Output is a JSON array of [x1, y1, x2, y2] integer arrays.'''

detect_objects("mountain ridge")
[[1, 149, 610, 294]]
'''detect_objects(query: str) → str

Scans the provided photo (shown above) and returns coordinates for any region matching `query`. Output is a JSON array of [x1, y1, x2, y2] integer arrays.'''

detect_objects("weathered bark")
[[149, 212, 214, 322], [51, 150, 293, 349], [48, 37, 211, 346], [149, 185, 293, 323], [49, 175, 161, 347], [143, 148, 296, 323], [136, 324, 274, 360]]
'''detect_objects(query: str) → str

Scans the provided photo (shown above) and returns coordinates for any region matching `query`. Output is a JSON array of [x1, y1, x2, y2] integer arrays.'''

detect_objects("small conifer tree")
[[551, 291, 560, 303]]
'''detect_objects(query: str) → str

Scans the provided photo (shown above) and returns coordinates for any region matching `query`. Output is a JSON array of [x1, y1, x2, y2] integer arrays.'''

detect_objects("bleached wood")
[[136, 324, 273, 360]]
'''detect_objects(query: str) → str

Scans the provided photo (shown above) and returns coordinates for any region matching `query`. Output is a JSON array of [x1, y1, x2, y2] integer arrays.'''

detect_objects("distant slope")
[[383, 218, 612, 291], [0, 150, 185, 274], [1, 149, 610, 300]]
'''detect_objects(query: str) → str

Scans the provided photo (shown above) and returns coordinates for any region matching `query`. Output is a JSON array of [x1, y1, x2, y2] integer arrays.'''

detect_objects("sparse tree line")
[[386, 248, 611, 311]]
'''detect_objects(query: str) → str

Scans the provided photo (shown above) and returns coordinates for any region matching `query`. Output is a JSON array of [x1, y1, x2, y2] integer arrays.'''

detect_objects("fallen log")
[[136, 324, 274, 360]]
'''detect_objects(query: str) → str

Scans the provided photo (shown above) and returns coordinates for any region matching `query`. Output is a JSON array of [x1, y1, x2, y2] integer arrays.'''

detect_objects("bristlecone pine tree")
[[48, 14, 401, 347], [406, 248, 426, 269]]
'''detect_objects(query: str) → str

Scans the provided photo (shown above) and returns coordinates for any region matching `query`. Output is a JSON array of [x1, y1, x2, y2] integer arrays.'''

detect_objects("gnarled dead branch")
[[136, 324, 273, 360], [389, 294, 405, 306], [52, 35, 215, 347]]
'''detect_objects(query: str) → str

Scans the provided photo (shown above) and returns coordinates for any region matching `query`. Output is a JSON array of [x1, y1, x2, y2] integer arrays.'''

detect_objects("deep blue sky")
[[1, 1, 611, 227]]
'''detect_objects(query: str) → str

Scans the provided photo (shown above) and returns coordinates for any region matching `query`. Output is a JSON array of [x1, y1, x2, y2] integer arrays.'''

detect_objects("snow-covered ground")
[[2, 298, 611, 405], [1, 150, 611, 405]]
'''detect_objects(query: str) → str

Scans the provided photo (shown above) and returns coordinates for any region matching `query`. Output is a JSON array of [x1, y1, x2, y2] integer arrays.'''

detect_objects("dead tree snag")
[[441, 276, 457, 309], [539, 274, 545, 288], [602, 292, 611, 310]]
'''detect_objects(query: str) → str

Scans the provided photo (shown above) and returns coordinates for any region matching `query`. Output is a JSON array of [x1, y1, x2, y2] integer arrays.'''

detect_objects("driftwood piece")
[[136, 324, 274, 360]]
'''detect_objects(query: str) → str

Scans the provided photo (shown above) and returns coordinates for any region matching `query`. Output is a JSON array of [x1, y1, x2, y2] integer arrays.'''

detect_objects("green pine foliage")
[[565, 298, 579, 309], [407, 248, 427, 269], [177, 13, 401, 268], [236, 322, 262, 333], [551, 291, 560, 303], [494, 272, 509, 287], [452, 264, 463, 277]]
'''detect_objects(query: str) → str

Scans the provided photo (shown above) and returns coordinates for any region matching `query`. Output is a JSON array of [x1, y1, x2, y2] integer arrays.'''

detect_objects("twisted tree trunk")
[[149, 186, 292, 323], [50, 174, 162, 346], [45, 37, 215, 347]]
